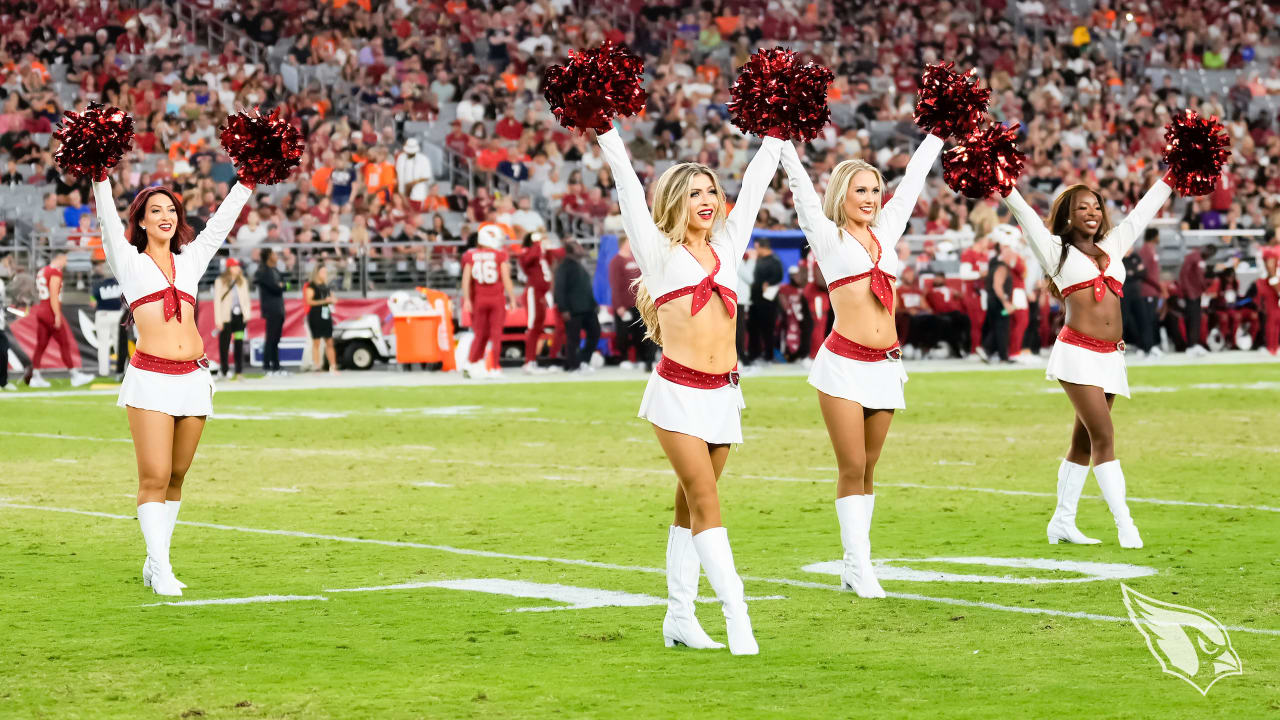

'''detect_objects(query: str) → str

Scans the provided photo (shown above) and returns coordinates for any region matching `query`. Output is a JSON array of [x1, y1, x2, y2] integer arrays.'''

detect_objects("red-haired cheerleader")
[[779, 129, 944, 597]]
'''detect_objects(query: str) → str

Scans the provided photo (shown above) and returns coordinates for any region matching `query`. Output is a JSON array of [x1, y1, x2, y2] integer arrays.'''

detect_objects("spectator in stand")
[[1137, 228, 1164, 357], [748, 237, 783, 365], [609, 234, 653, 371], [982, 240, 1017, 364], [62, 189, 91, 228], [234, 210, 268, 259], [554, 240, 600, 374], [255, 248, 287, 376], [924, 274, 972, 359], [396, 138, 433, 211], [1178, 243, 1217, 355]]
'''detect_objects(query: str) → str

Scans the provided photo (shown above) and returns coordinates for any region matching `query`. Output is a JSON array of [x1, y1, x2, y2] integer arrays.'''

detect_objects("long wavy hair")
[[1045, 184, 1114, 296], [630, 162, 727, 346], [126, 186, 194, 255], [823, 159, 885, 230]]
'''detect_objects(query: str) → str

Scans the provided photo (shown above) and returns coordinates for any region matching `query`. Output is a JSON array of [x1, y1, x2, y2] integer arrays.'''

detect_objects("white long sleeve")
[[1106, 179, 1172, 255], [91, 178, 132, 280], [874, 134, 944, 249], [724, 136, 784, 256], [1002, 187, 1060, 276], [184, 183, 253, 273], [780, 141, 839, 258], [597, 128, 665, 275]]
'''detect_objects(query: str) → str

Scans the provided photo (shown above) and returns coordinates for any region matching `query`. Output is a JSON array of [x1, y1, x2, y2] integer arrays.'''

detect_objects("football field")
[[1, 362, 1277, 719]]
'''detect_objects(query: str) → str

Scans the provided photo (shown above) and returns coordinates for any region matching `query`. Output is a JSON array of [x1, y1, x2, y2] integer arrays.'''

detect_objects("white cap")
[[990, 223, 1022, 247], [404, 138, 420, 154]]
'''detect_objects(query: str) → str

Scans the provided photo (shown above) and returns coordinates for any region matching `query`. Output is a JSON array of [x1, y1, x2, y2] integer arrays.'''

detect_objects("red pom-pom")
[[219, 108, 305, 186], [542, 41, 646, 134], [727, 47, 833, 142], [1163, 109, 1231, 196], [942, 122, 1027, 199], [53, 103, 134, 181], [914, 62, 990, 140]]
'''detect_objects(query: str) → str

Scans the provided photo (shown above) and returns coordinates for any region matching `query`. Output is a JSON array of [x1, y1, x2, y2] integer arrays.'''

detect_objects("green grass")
[[1, 364, 1278, 719]]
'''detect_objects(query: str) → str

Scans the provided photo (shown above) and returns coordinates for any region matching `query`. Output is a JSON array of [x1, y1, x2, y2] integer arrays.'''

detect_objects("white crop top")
[[597, 128, 783, 317], [93, 179, 252, 320], [1003, 180, 1171, 300], [781, 134, 944, 308]]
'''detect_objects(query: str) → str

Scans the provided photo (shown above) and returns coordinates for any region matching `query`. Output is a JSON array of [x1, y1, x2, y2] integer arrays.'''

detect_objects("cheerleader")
[[1003, 175, 1174, 548], [1259, 230, 1280, 356], [91, 174, 253, 595], [598, 122, 783, 654], [779, 130, 944, 598]]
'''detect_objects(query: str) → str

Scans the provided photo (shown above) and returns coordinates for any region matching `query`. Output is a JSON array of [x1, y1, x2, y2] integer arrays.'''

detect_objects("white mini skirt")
[[638, 370, 745, 445], [1045, 340, 1129, 398], [117, 363, 216, 417], [807, 344, 908, 410]]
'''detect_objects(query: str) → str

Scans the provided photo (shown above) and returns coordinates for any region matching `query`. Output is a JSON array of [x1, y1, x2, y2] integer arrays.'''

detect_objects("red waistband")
[[129, 287, 196, 322], [1060, 274, 1123, 302], [1057, 326, 1124, 353], [656, 356, 739, 389], [131, 351, 210, 375], [823, 331, 902, 362]]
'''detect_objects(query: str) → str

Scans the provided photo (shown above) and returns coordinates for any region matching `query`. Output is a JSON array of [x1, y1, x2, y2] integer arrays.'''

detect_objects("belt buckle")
[[886, 348, 903, 361], [197, 356, 210, 369], [1115, 340, 1126, 352], [728, 370, 740, 387]]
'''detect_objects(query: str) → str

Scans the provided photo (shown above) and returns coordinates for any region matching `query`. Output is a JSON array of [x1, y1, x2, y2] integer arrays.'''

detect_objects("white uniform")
[[598, 128, 783, 444], [1004, 180, 1171, 397], [780, 135, 944, 410], [93, 179, 252, 416]]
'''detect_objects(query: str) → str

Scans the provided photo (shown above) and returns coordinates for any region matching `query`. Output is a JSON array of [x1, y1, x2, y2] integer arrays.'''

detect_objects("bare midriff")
[[656, 295, 737, 374], [830, 278, 897, 348], [132, 301, 206, 361], [1063, 291, 1122, 343]]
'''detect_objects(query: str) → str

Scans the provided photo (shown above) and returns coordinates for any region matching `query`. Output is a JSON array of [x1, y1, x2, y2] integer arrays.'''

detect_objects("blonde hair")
[[632, 162, 727, 346], [308, 263, 329, 286], [823, 160, 885, 231]]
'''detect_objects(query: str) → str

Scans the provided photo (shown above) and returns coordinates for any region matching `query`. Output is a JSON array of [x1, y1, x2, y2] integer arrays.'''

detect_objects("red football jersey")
[[897, 281, 926, 312], [463, 248, 509, 302], [518, 246, 551, 292], [926, 285, 961, 313], [37, 265, 63, 308], [1009, 255, 1027, 289]]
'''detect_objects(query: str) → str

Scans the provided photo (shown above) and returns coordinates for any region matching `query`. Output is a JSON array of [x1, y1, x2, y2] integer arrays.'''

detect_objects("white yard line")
[[4, 501, 1277, 637], [142, 595, 327, 607]]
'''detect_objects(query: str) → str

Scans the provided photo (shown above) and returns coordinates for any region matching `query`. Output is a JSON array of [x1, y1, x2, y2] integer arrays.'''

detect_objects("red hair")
[[126, 186, 195, 254]]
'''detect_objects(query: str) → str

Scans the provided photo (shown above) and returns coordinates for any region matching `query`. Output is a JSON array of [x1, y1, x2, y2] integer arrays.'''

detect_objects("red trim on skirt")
[[823, 331, 903, 362], [656, 356, 739, 389], [1057, 326, 1124, 353], [131, 351, 210, 375]]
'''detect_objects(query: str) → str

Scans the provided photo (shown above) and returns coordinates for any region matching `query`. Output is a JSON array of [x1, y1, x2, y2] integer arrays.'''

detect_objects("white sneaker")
[[28, 372, 51, 388], [486, 367, 504, 379], [1148, 347, 1164, 360], [1, 383, 15, 391], [800, 357, 814, 370], [589, 351, 605, 369], [522, 362, 540, 375], [619, 360, 635, 370]]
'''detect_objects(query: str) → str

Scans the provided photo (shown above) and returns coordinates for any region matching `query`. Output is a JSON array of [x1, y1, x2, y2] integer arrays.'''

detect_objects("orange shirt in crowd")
[[362, 161, 396, 195], [311, 166, 333, 196]]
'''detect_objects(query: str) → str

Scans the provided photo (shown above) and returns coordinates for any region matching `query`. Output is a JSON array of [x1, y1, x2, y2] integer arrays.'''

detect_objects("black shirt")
[[92, 275, 124, 311], [255, 264, 286, 316], [752, 253, 783, 303]]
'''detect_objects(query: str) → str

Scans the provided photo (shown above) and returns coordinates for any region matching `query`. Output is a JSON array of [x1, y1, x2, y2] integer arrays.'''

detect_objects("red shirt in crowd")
[[463, 247, 508, 303], [1138, 241, 1163, 298], [896, 279, 926, 314], [495, 116, 523, 141], [608, 249, 641, 309], [519, 244, 551, 293], [1178, 248, 1210, 297], [926, 283, 962, 313]]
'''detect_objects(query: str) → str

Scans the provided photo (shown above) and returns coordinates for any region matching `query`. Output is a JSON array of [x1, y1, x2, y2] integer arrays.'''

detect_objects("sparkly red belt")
[[1058, 326, 1124, 353], [131, 351, 210, 375], [656, 356, 739, 389], [823, 331, 903, 362]]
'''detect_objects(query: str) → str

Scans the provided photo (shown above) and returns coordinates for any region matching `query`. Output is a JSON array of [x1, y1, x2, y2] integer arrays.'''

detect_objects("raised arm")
[[91, 178, 132, 278], [1002, 186, 1060, 276], [1107, 178, 1173, 255], [185, 183, 254, 271], [875, 134, 945, 245], [779, 141, 840, 257], [597, 127, 664, 275], [724, 136, 784, 255]]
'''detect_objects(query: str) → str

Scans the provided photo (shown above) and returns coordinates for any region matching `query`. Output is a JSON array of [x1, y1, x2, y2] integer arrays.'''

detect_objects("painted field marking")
[[802, 556, 1157, 585], [142, 594, 327, 607], [332, 578, 664, 612], [5, 501, 1278, 637], [412, 481, 453, 488], [264, 487, 301, 494], [3, 431, 1278, 513]]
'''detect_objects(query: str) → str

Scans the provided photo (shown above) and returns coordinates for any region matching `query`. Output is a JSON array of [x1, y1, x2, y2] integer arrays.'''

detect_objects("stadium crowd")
[[1, 0, 1279, 379]]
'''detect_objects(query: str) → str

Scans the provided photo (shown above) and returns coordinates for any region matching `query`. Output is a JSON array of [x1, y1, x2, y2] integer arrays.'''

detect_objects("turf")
[[1, 363, 1277, 719]]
